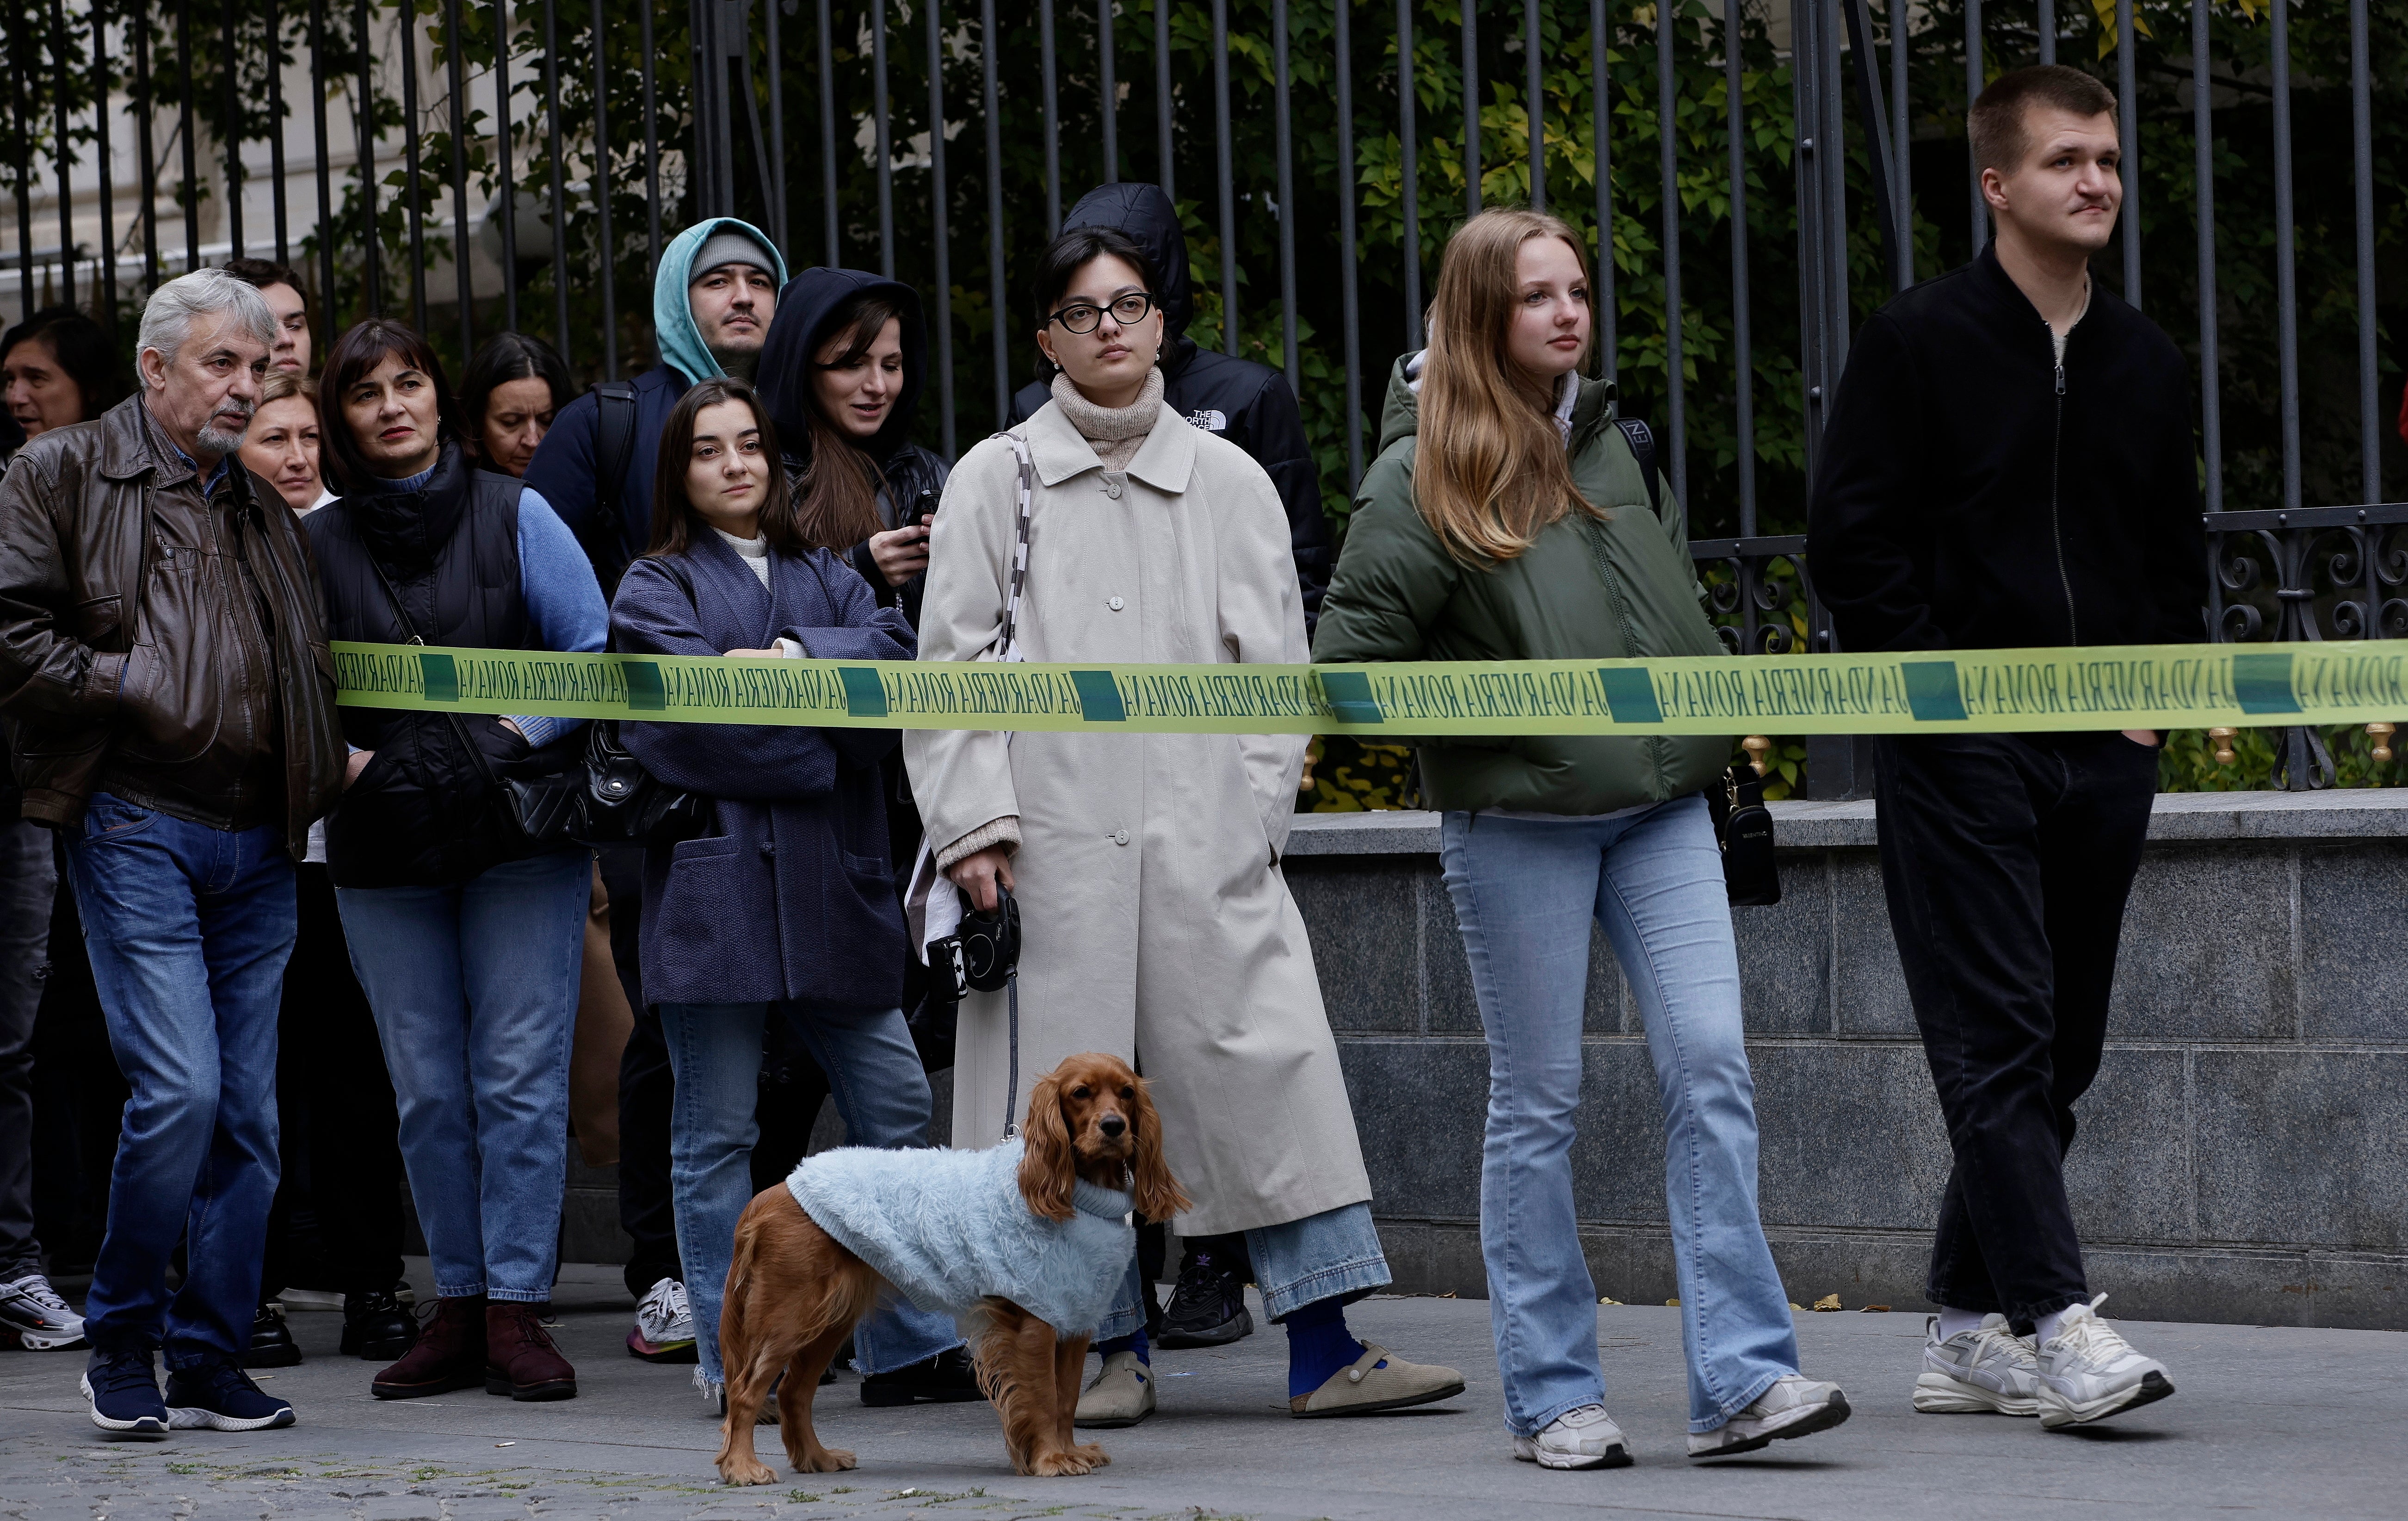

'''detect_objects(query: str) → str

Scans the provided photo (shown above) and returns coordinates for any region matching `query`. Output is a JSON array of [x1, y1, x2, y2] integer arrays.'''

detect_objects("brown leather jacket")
[[0, 393, 344, 852]]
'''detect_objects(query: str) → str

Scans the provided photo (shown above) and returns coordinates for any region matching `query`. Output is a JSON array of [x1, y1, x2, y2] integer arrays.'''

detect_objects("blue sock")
[[1095, 1323, 1149, 1366], [1284, 1298, 1368, 1398]]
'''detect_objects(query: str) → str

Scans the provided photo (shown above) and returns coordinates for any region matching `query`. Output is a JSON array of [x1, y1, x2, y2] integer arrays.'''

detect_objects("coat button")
[[1107, 596, 1124, 612], [1105, 478, 1124, 499], [1112, 829, 1130, 846], [759, 841, 776, 858]]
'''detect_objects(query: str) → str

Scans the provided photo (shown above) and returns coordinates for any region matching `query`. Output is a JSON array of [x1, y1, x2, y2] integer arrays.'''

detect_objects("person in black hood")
[[1007, 183, 1326, 1350], [739, 271, 985, 1408], [1809, 66, 2191, 1428], [758, 268, 951, 631], [1007, 182, 1330, 632]]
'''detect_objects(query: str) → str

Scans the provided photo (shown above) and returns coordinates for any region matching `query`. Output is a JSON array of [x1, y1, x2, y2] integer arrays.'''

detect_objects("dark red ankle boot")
[[370, 1295, 486, 1399], [485, 1302, 577, 1402]]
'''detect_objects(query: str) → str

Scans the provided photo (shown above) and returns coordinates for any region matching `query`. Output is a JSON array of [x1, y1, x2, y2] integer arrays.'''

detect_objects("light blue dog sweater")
[[784, 1139, 1133, 1337]]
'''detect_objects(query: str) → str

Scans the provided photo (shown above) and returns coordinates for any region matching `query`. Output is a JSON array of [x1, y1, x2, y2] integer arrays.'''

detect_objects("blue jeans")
[[1440, 798, 1799, 1435], [1093, 1200, 1392, 1345], [338, 849, 588, 1302], [658, 998, 963, 1385], [64, 793, 295, 1367]]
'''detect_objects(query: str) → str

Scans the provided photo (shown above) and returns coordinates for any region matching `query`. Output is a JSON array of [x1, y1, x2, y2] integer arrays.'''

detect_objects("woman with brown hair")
[[1315, 208, 1848, 1468], [606, 377, 963, 1413], [304, 318, 606, 1404]]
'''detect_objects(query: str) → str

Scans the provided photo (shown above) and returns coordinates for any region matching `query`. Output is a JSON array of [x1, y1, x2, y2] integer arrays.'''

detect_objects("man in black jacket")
[[1809, 66, 2199, 1431], [1007, 181, 1332, 1348]]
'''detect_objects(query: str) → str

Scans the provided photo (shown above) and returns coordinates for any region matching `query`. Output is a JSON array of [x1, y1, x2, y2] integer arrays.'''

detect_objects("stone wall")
[[1284, 791, 2408, 1330]]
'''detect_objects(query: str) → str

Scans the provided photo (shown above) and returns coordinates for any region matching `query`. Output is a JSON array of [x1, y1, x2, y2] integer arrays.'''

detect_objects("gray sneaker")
[[1914, 1312, 2041, 1416], [1687, 1374, 1851, 1458], [2035, 1295, 2174, 1429], [0, 1273, 86, 1351], [1511, 1404, 1632, 1470]]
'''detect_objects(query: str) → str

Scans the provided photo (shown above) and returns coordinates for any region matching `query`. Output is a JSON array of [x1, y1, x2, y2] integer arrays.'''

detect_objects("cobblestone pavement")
[[5, 1265, 2402, 1520]]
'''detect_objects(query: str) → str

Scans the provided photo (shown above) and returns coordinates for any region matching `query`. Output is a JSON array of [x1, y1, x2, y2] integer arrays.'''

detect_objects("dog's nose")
[[1099, 1114, 1127, 1138]]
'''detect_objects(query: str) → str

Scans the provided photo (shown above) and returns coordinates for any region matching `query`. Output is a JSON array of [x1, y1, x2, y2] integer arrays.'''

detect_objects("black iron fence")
[[5, 1, 2403, 789]]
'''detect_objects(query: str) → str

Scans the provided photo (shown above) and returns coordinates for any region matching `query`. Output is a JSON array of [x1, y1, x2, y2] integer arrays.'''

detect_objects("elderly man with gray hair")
[[0, 267, 344, 1436]]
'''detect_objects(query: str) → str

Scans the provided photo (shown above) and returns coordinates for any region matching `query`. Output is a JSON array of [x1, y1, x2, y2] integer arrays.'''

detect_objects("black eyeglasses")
[[1044, 291, 1160, 335]]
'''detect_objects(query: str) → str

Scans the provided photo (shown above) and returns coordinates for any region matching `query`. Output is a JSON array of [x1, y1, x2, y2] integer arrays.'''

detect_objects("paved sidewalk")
[[3, 1265, 2399, 1520]]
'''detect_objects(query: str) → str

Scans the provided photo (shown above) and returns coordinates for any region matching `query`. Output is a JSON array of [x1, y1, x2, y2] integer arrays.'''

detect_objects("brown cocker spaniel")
[[713, 1052, 1188, 1484]]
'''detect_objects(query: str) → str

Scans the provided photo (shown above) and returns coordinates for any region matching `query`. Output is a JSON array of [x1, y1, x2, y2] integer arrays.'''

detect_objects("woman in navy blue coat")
[[608, 377, 965, 1408]]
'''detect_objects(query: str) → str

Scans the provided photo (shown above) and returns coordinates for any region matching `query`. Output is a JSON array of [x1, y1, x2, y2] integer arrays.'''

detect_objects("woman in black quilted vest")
[[304, 319, 607, 1406]]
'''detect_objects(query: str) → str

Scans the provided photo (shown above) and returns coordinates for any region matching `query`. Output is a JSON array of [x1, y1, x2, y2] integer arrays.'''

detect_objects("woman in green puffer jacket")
[[1315, 208, 1848, 1468]]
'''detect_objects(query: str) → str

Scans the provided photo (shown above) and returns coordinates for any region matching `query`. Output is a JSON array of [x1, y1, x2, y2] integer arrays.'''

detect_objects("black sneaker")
[[1157, 1251, 1254, 1348], [340, 1285, 418, 1362], [860, 1346, 982, 1406], [240, 1301, 302, 1368], [165, 1359, 297, 1431], [82, 1348, 169, 1438]]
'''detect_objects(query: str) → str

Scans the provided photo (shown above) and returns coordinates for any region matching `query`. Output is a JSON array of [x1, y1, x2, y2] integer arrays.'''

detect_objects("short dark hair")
[[457, 331, 573, 439], [318, 317, 463, 494], [1030, 224, 1160, 326], [1, 308, 128, 421], [221, 257, 308, 304], [1968, 65, 2118, 177], [646, 378, 806, 560]]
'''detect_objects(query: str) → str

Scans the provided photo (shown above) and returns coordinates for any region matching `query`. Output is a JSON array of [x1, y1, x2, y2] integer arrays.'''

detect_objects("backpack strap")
[[586, 381, 640, 592], [1611, 415, 1664, 520]]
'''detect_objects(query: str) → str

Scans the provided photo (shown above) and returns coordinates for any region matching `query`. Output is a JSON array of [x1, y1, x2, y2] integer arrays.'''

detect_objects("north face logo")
[[1187, 409, 1229, 432]]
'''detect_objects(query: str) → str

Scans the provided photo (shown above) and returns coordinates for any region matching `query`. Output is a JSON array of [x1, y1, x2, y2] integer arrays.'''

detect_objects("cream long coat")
[[904, 397, 1372, 1237]]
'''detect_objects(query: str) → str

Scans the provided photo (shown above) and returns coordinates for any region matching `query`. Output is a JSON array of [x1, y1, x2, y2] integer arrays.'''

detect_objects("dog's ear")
[[1127, 1076, 1192, 1224], [1016, 1071, 1077, 1222]]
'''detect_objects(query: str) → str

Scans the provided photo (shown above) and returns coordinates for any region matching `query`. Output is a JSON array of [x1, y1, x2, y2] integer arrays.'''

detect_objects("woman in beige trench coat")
[[905, 224, 1462, 1427]]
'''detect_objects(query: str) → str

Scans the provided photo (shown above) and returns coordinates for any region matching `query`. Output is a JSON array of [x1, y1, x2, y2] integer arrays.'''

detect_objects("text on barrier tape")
[[327, 639, 2408, 736]]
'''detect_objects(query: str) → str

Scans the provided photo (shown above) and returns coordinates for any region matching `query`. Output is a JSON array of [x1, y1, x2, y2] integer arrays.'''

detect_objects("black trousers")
[[599, 848, 684, 1299], [261, 864, 405, 1297], [1871, 731, 2158, 1326]]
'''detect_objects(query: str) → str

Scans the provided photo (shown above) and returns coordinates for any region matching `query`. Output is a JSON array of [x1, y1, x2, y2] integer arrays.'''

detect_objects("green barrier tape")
[[330, 639, 2408, 736]]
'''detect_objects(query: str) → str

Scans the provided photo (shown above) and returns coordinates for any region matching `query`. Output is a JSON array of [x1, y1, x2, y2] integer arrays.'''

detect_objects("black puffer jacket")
[[756, 266, 952, 633], [1006, 181, 1331, 630], [1809, 243, 2204, 653]]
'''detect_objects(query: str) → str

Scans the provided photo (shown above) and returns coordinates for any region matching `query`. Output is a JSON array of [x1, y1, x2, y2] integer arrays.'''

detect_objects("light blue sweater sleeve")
[[508, 487, 610, 749]]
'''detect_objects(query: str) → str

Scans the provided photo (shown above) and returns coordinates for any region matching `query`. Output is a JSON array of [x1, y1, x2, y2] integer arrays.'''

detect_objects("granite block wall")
[[1284, 791, 2408, 1330]]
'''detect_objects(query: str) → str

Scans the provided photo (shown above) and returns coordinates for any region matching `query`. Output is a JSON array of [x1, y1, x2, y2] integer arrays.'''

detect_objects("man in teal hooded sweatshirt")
[[526, 217, 787, 594]]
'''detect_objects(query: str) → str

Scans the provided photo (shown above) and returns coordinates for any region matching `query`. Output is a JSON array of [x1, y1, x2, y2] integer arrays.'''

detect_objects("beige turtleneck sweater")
[[1049, 366, 1164, 470]]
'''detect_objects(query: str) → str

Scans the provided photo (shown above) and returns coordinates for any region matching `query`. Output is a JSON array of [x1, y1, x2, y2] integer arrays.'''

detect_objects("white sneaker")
[[2035, 1295, 2174, 1429], [1511, 1404, 1631, 1469], [1687, 1373, 1852, 1458], [626, 1277, 697, 1363], [1914, 1312, 2042, 1416]]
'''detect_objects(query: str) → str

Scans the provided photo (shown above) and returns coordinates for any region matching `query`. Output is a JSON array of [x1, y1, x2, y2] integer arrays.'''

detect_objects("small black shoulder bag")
[[1612, 411, 1779, 908]]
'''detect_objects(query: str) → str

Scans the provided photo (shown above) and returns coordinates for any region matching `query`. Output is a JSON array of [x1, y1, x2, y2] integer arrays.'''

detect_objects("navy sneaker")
[[81, 1348, 169, 1438], [164, 1359, 297, 1431]]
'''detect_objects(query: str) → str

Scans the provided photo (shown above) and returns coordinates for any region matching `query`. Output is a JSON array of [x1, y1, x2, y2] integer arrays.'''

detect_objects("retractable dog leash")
[[1003, 969, 1020, 1141]]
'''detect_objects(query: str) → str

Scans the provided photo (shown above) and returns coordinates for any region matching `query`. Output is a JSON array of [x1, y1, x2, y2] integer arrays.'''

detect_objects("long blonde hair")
[[1415, 208, 1600, 565]]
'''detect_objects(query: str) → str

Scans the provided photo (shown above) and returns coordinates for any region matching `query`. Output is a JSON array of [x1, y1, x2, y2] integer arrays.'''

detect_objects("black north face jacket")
[[1809, 242, 2204, 654], [1007, 182, 1332, 630]]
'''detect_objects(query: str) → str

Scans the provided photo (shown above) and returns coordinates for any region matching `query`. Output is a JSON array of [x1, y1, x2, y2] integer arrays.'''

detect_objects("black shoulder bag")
[[361, 554, 579, 847], [1611, 411, 1780, 908], [568, 555, 710, 849]]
